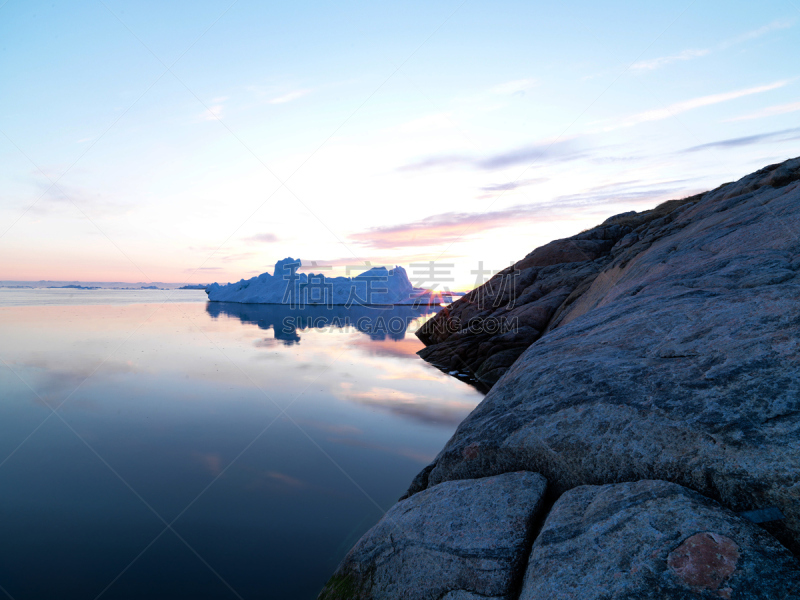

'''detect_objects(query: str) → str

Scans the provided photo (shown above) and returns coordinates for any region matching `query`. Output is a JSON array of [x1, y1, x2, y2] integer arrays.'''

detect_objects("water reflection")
[[0, 295, 481, 600], [206, 302, 439, 344], [335, 382, 478, 426]]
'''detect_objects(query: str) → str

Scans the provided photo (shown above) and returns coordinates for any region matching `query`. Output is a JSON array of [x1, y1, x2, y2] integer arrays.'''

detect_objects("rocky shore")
[[319, 157, 800, 598]]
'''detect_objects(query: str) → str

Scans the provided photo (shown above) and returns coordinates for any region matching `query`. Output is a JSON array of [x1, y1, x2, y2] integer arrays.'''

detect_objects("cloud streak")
[[630, 19, 794, 73], [601, 81, 788, 130], [726, 101, 800, 122], [350, 180, 688, 249], [198, 96, 228, 121], [399, 139, 585, 172], [28, 178, 130, 218], [631, 49, 710, 72], [721, 18, 794, 48], [682, 127, 800, 152], [479, 178, 548, 192], [243, 233, 279, 243], [269, 89, 311, 104], [490, 78, 536, 95]]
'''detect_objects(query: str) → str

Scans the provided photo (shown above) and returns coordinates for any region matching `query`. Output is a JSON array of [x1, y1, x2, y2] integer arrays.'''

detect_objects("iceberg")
[[206, 258, 444, 306]]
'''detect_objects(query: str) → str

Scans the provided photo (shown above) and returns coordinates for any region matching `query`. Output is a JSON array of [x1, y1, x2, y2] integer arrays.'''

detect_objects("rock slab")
[[520, 480, 800, 599], [416, 223, 635, 386], [318, 471, 547, 600], [416, 158, 800, 553]]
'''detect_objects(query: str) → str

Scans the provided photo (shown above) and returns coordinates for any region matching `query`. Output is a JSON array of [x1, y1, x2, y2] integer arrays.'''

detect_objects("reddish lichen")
[[667, 532, 740, 597], [462, 443, 480, 460]]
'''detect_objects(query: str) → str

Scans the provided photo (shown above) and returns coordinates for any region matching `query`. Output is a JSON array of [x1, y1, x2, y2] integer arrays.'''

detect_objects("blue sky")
[[1, 0, 799, 288]]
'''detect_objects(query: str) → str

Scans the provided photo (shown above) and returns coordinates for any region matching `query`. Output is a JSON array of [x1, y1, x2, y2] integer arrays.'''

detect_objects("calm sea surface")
[[0, 289, 483, 599]]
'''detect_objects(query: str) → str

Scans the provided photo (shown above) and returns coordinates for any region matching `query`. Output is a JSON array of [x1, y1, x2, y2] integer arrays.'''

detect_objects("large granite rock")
[[318, 471, 547, 600], [416, 223, 636, 387], [520, 480, 800, 599], [411, 157, 800, 553], [415, 194, 710, 387]]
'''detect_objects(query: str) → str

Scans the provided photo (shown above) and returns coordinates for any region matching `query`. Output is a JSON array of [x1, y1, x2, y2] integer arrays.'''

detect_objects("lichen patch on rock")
[[667, 532, 740, 595], [518, 480, 800, 600]]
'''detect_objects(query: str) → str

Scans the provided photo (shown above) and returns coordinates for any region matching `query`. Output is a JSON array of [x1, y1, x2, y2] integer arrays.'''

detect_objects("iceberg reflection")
[[205, 302, 440, 344]]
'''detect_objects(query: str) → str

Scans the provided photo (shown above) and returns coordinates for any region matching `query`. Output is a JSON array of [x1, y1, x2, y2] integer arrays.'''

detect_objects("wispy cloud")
[[600, 81, 788, 130], [349, 210, 523, 249], [350, 180, 687, 249], [490, 78, 536, 95], [290, 254, 462, 275], [631, 48, 710, 72], [392, 112, 455, 133], [478, 140, 587, 169], [399, 139, 586, 172], [476, 178, 549, 199], [628, 19, 794, 74], [268, 89, 311, 104], [28, 178, 130, 217], [398, 154, 469, 171], [201, 105, 224, 120], [720, 18, 794, 48], [219, 251, 259, 263], [555, 180, 694, 205], [198, 96, 228, 121], [479, 178, 548, 192], [682, 126, 800, 152], [726, 100, 800, 122], [243, 233, 279, 243]]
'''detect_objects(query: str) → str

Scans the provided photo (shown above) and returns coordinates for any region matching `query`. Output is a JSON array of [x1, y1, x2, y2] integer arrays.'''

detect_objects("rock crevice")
[[319, 472, 548, 600]]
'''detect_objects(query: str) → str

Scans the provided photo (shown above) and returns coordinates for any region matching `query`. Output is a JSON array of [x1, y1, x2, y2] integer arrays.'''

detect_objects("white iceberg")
[[206, 258, 440, 305]]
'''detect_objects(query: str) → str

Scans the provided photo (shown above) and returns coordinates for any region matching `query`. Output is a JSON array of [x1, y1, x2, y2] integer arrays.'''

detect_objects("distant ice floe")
[[206, 258, 452, 306]]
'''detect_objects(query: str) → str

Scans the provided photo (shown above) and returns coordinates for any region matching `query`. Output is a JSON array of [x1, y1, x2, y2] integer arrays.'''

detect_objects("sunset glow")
[[2, 2, 798, 289]]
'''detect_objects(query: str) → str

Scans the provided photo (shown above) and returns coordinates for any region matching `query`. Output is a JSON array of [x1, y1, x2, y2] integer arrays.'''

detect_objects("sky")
[[1, 0, 799, 290]]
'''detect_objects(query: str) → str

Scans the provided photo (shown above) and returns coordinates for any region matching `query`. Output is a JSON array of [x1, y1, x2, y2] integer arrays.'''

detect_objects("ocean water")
[[0, 290, 483, 599]]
